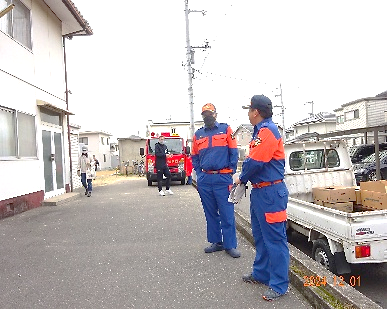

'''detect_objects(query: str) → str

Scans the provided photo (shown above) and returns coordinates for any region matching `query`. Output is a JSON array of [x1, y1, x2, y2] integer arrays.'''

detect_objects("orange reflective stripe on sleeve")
[[249, 128, 282, 162], [212, 134, 228, 147], [227, 126, 238, 149], [196, 136, 209, 151], [265, 210, 287, 223], [191, 135, 199, 155]]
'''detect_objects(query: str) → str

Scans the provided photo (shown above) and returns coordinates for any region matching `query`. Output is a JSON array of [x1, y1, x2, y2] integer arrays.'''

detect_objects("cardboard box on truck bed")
[[314, 200, 354, 212], [354, 186, 362, 205], [359, 181, 387, 210], [312, 186, 356, 203], [360, 180, 387, 193]]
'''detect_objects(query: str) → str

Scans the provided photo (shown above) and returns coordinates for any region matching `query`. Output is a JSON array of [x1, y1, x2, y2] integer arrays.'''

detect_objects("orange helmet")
[[201, 103, 216, 114]]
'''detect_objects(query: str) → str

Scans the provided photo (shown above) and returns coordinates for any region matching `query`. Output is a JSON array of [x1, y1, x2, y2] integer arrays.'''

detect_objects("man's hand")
[[234, 177, 241, 185]]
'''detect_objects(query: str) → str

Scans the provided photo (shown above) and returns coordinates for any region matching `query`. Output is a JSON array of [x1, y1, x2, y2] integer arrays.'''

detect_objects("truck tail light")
[[355, 245, 370, 258]]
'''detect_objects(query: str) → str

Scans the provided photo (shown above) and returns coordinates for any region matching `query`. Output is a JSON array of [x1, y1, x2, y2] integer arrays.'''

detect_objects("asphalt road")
[[0, 178, 312, 309]]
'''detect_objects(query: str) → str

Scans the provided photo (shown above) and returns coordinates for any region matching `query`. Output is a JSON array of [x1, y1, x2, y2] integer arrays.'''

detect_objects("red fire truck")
[[140, 132, 191, 186]]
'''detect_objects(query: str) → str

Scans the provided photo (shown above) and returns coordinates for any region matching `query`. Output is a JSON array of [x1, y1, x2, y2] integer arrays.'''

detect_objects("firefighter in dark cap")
[[235, 95, 289, 301]]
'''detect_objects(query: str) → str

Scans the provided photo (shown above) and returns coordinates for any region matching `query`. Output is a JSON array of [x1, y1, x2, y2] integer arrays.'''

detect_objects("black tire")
[[312, 238, 337, 273], [286, 228, 293, 242], [147, 180, 152, 186], [285, 221, 293, 242]]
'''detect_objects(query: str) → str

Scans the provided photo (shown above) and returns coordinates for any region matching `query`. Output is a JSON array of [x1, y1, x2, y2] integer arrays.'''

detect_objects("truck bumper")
[[147, 171, 186, 182]]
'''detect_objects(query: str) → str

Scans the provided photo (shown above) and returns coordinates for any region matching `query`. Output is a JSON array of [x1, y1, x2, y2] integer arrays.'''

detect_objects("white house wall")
[[32, 0, 66, 99], [336, 101, 367, 131], [366, 100, 387, 127], [1, 0, 72, 215], [79, 133, 112, 170]]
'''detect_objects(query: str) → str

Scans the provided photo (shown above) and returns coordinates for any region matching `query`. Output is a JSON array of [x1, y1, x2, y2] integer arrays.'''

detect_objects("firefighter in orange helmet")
[[191, 103, 240, 258]]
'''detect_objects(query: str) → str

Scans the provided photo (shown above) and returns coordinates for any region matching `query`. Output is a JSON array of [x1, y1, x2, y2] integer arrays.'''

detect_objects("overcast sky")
[[65, 0, 387, 139]]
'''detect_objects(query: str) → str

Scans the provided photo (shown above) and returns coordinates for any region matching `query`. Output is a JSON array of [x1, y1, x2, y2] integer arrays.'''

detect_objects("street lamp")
[[0, 3, 15, 18]]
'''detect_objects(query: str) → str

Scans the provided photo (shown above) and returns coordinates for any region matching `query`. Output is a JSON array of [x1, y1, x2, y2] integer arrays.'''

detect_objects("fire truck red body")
[[141, 132, 190, 186]]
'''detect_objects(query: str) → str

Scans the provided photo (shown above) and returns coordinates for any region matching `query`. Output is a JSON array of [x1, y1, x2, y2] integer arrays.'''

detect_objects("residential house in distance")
[[69, 123, 82, 190], [232, 124, 254, 172], [334, 91, 387, 146], [117, 135, 146, 174], [78, 131, 113, 170], [0, 0, 92, 219], [291, 112, 336, 139], [110, 141, 119, 169]]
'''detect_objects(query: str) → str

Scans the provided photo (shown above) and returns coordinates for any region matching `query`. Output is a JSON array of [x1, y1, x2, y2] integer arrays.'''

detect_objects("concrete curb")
[[234, 210, 382, 309], [41, 192, 81, 206]]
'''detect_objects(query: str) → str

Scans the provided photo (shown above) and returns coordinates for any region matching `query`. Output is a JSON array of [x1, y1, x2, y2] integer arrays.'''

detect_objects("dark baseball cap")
[[242, 95, 273, 112]]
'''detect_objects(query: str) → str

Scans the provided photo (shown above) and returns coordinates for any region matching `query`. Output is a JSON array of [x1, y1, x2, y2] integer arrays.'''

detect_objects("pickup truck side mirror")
[[140, 147, 144, 156], [185, 146, 191, 155]]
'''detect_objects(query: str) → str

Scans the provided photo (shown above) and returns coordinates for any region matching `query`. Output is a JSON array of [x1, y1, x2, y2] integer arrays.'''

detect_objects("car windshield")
[[362, 150, 387, 162], [148, 138, 183, 154]]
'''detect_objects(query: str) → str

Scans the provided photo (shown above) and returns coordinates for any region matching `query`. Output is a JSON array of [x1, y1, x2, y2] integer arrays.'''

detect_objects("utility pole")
[[184, 0, 209, 143], [274, 83, 285, 141], [305, 101, 314, 117]]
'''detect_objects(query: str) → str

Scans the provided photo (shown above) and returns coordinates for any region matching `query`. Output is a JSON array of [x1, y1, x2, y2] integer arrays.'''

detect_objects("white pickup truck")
[[285, 138, 387, 274]]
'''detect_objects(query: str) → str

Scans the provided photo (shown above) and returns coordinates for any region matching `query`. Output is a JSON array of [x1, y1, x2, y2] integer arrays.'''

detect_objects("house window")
[[106, 137, 109, 145], [103, 154, 106, 162], [79, 137, 88, 145], [101, 137, 104, 145], [0, 106, 37, 158], [344, 109, 359, 121], [171, 128, 176, 134], [336, 115, 344, 124], [40, 107, 61, 126], [0, 0, 32, 49]]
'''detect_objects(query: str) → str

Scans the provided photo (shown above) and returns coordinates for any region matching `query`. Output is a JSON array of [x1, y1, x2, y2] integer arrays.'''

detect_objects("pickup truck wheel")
[[147, 180, 152, 186], [312, 239, 337, 273], [286, 226, 293, 242]]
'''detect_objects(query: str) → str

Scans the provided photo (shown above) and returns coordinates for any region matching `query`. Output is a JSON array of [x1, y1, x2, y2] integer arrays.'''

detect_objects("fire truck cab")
[[140, 132, 190, 186]]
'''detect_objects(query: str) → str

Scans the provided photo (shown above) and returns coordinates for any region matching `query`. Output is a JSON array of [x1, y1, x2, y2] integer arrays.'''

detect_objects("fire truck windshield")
[[148, 138, 183, 154]]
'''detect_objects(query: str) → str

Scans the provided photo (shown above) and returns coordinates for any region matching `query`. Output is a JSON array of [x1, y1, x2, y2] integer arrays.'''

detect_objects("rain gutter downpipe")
[[62, 29, 86, 192]]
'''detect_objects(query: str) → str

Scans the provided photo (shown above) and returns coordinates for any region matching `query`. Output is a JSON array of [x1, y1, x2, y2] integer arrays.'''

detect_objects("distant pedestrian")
[[93, 155, 100, 171], [77, 146, 95, 197], [185, 154, 193, 185], [155, 135, 173, 196], [191, 103, 240, 258], [235, 95, 289, 301]]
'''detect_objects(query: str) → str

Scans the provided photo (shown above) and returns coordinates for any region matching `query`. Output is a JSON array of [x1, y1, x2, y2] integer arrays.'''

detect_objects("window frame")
[[344, 109, 359, 122], [0, 0, 32, 50], [289, 148, 340, 171], [79, 137, 88, 145], [0, 105, 38, 160]]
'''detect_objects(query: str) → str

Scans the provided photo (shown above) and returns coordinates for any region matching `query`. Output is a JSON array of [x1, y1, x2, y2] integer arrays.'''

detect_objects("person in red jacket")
[[185, 154, 193, 185]]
